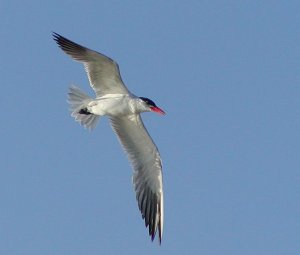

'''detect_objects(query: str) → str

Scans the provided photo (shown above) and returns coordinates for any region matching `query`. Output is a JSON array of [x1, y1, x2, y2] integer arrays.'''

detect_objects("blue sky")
[[0, 1, 299, 254]]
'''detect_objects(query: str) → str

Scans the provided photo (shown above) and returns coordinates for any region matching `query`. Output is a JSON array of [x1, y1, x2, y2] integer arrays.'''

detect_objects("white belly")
[[87, 94, 135, 116]]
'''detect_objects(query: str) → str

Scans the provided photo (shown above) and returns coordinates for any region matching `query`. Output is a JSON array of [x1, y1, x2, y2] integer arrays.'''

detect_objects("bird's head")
[[139, 97, 165, 115]]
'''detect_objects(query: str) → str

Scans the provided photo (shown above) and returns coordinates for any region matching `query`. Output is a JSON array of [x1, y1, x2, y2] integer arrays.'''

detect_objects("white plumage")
[[53, 33, 165, 243]]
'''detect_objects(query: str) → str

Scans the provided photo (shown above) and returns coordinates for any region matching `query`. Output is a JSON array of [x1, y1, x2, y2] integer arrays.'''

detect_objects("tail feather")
[[67, 86, 100, 130]]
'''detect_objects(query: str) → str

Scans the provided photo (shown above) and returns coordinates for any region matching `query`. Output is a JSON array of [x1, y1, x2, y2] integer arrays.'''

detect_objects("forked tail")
[[67, 86, 100, 130]]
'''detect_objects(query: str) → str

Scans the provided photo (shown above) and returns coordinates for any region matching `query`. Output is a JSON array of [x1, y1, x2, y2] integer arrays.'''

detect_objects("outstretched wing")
[[109, 114, 164, 243], [53, 32, 130, 97]]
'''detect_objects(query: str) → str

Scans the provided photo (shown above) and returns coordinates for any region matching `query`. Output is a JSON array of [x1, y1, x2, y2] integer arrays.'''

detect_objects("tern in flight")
[[53, 33, 165, 243]]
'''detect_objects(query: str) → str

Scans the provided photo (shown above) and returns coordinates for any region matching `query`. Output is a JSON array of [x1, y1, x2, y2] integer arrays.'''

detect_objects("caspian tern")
[[53, 33, 165, 243]]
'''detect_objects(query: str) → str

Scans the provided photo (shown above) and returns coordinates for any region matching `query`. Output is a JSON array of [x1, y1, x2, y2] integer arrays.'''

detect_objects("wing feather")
[[109, 115, 164, 243], [53, 32, 130, 97]]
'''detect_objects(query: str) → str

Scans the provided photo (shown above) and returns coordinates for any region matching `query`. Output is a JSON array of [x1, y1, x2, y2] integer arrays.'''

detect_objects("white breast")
[[88, 94, 136, 116]]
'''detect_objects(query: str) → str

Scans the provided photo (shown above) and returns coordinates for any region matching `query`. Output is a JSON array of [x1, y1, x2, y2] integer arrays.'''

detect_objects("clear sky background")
[[0, 1, 299, 254]]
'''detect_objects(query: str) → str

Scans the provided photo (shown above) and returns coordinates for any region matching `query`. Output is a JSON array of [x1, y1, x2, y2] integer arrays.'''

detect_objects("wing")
[[109, 115, 164, 243], [53, 32, 130, 97]]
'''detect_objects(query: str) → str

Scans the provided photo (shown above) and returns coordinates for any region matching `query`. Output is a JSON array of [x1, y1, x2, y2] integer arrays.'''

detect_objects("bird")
[[52, 32, 165, 243]]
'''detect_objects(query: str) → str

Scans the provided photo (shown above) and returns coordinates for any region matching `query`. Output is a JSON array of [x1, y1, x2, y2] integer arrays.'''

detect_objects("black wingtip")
[[51, 31, 89, 59], [52, 31, 61, 42], [52, 32, 67, 46], [52, 32, 65, 49], [158, 225, 162, 245]]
